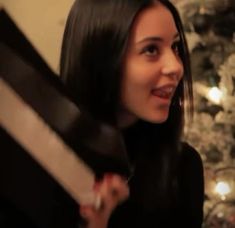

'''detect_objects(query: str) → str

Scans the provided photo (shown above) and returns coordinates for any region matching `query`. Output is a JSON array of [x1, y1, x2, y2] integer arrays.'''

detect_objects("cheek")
[[121, 67, 149, 100], [122, 61, 158, 88], [120, 65, 156, 113]]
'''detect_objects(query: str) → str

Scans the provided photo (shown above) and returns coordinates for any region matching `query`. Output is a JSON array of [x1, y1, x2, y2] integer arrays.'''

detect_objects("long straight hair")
[[60, 0, 192, 125], [60, 0, 193, 207]]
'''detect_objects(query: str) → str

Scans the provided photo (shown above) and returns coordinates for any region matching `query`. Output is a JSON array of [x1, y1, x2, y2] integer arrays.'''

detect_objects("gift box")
[[0, 9, 130, 228]]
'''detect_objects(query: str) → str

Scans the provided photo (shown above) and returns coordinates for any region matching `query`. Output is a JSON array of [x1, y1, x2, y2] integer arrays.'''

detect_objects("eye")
[[172, 41, 180, 55], [141, 44, 159, 56]]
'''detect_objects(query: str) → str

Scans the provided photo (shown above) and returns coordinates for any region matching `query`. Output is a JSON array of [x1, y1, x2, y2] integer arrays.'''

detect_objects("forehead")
[[129, 2, 178, 42]]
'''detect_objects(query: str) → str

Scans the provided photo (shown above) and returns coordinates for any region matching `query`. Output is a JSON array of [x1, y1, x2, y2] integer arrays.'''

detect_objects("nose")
[[161, 50, 183, 81]]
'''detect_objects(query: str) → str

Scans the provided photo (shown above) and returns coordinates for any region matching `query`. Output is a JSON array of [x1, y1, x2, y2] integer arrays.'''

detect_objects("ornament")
[[191, 13, 212, 34], [205, 146, 223, 164]]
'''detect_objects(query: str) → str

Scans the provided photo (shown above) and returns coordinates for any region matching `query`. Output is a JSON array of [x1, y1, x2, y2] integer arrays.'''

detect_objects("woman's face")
[[119, 2, 183, 128]]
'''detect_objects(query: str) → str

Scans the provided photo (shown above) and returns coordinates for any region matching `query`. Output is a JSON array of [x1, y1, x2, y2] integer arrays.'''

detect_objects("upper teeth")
[[163, 87, 174, 93]]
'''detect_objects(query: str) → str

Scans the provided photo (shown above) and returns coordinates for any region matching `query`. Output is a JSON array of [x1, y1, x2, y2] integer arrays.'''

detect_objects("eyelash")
[[141, 44, 159, 56], [141, 41, 181, 57], [172, 41, 180, 55]]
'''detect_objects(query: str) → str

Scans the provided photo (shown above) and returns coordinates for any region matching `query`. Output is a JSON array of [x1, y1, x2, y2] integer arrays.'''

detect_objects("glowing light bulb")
[[215, 181, 231, 199], [217, 212, 224, 218], [208, 87, 223, 104]]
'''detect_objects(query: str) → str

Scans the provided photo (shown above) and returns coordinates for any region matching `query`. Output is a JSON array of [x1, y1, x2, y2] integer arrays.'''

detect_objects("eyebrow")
[[137, 33, 180, 44]]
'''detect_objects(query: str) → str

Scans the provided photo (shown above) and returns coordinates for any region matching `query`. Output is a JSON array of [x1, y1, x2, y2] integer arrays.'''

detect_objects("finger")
[[79, 205, 96, 220], [92, 179, 111, 212], [109, 175, 129, 202], [92, 174, 129, 212], [101, 175, 129, 205]]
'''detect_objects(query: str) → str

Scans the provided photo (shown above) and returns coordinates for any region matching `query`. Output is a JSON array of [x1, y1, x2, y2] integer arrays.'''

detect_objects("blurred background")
[[1, 0, 235, 227], [173, 0, 235, 227], [0, 0, 73, 73]]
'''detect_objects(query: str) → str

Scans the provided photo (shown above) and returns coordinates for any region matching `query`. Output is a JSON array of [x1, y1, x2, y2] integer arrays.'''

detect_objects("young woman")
[[60, 0, 204, 227]]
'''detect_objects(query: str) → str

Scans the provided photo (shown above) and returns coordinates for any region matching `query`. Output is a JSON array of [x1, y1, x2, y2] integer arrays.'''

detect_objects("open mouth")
[[151, 86, 175, 100]]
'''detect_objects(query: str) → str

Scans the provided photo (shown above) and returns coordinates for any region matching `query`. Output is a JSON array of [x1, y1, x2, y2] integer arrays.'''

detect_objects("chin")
[[141, 114, 169, 124], [149, 117, 169, 124], [143, 110, 170, 124]]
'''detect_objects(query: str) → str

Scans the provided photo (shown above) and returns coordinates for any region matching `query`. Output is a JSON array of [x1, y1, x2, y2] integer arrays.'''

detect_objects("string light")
[[214, 181, 231, 200], [208, 87, 223, 104], [194, 83, 224, 104]]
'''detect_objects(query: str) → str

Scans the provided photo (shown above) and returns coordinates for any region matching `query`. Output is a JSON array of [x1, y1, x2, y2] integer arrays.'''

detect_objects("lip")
[[151, 83, 177, 100]]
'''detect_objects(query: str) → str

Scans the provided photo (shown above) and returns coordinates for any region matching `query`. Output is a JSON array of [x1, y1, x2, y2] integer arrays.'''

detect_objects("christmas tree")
[[174, 0, 235, 227]]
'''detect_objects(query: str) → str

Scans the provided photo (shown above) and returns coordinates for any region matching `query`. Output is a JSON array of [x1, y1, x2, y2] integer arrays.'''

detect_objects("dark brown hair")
[[60, 0, 193, 207]]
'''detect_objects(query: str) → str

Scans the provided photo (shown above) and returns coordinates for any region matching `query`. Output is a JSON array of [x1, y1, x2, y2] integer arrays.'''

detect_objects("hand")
[[79, 174, 129, 228]]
